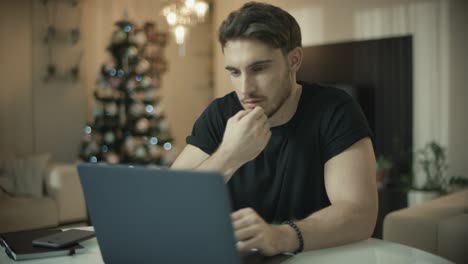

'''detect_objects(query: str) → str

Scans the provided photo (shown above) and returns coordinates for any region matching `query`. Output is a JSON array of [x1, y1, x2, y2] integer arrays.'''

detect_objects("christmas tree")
[[80, 20, 175, 166]]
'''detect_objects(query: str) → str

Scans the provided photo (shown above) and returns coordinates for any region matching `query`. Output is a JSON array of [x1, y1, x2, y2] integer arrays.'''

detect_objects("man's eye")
[[252, 66, 265, 72], [230, 71, 240, 77]]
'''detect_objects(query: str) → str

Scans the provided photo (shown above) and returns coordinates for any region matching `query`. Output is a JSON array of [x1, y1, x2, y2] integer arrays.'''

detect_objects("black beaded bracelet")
[[282, 220, 304, 254]]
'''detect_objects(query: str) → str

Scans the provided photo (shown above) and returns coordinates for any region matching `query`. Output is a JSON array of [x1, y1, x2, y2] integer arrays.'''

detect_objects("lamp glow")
[[174, 25, 186, 45], [166, 12, 177, 26], [195, 2, 208, 18]]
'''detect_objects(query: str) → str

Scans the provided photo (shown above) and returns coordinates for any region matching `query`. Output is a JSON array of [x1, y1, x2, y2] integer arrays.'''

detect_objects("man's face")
[[223, 39, 293, 117]]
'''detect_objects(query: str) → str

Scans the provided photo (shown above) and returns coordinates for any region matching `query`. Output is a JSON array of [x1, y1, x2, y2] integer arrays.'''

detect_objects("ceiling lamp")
[[162, 0, 209, 56]]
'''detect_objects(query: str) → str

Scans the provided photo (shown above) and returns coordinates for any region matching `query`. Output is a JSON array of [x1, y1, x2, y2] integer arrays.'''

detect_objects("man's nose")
[[240, 75, 255, 96]]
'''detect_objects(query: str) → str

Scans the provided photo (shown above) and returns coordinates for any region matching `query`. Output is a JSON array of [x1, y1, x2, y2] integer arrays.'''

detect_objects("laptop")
[[77, 163, 242, 264]]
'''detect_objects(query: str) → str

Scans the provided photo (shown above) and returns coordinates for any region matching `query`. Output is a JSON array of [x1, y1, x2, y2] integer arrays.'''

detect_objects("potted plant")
[[407, 141, 465, 206]]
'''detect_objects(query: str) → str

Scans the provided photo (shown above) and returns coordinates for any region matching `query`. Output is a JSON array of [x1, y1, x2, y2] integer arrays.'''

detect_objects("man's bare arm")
[[170, 144, 244, 181], [171, 107, 271, 182], [276, 137, 378, 252]]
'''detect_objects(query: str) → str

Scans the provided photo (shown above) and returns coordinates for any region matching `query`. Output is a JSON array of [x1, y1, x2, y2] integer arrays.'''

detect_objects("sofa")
[[383, 188, 468, 264], [0, 162, 87, 233]]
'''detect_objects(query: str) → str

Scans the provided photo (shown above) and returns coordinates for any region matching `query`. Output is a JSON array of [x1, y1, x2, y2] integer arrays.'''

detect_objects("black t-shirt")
[[186, 82, 373, 223]]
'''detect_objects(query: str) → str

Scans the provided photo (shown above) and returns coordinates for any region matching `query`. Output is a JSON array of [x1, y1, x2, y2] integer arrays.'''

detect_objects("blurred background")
[[0, 0, 467, 257]]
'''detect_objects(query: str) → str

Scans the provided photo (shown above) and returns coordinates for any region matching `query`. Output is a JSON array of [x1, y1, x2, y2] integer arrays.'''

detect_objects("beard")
[[264, 70, 294, 118]]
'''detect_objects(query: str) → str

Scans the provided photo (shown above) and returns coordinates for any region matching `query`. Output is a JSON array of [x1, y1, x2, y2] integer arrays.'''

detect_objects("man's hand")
[[232, 208, 296, 256], [219, 106, 271, 165]]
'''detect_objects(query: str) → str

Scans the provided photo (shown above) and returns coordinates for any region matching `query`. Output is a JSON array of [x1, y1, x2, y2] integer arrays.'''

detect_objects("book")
[[0, 229, 85, 261]]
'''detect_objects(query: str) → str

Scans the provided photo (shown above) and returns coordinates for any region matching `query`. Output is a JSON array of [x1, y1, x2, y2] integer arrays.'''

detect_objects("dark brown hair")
[[218, 2, 302, 54]]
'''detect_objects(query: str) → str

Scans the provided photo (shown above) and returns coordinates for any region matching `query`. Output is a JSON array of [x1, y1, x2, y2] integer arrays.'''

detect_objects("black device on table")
[[32, 229, 95, 249]]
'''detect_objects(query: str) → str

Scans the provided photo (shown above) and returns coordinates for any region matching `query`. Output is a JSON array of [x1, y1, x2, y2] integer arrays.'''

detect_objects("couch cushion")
[[438, 214, 468, 264], [0, 153, 51, 198], [0, 196, 58, 233], [45, 163, 87, 223], [424, 188, 468, 211], [383, 188, 468, 255]]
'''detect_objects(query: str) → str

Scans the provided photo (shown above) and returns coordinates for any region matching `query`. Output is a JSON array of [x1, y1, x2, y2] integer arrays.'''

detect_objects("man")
[[172, 1, 377, 256]]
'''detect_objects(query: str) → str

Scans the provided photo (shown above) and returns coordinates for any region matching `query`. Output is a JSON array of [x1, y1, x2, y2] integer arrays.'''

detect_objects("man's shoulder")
[[300, 82, 353, 108], [214, 91, 239, 106], [202, 91, 240, 119]]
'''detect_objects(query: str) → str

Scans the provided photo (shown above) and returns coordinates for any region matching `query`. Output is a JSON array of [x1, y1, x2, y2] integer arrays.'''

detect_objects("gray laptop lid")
[[77, 163, 240, 264]]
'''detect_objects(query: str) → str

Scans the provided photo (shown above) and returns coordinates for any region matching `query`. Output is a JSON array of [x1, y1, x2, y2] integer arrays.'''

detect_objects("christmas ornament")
[[105, 151, 120, 164], [141, 76, 152, 88], [125, 46, 138, 59], [105, 103, 118, 116], [145, 104, 154, 114], [104, 131, 116, 144], [135, 145, 147, 159], [101, 145, 109, 153], [124, 137, 136, 153], [131, 30, 147, 47], [84, 141, 100, 156], [130, 103, 145, 116], [136, 118, 150, 133], [135, 59, 150, 74], [144, 90, 155, 101], [111, 29, 127, 44], [126, 79, 137, 91]]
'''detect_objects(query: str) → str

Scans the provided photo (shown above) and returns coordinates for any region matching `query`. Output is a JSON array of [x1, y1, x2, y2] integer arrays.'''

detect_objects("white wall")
[[212, 0, 468, 179], [0, 0, 34, 157], [447, 0, 468, 179]]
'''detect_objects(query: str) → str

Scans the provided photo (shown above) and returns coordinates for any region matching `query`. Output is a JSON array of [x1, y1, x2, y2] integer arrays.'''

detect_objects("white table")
[[0, 226, 453, 264]]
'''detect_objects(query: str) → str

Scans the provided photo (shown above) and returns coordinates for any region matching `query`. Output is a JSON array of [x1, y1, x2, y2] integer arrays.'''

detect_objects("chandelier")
[[162, 0, 209, 55]]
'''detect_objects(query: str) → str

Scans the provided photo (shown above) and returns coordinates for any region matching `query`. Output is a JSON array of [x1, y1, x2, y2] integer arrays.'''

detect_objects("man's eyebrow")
[[248, 60, 273, 68], [225, 66, 238, 71], [225, 60, 273, 71]]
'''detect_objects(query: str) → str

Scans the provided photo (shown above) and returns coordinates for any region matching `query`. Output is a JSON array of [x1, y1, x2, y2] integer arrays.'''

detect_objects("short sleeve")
[[186, 100, 226, 155], [320, 96, 374, 164]]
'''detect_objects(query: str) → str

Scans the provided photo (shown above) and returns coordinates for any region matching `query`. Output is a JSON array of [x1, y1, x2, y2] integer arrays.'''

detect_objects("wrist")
[[274, 223, 300, 254], [216, 143, 245, 168], [279, 221, 303, 254], [213, 145, 245, 179]]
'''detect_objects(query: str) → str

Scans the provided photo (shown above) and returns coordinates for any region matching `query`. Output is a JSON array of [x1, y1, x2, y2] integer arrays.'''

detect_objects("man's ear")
[[288, 47, 303, 73]]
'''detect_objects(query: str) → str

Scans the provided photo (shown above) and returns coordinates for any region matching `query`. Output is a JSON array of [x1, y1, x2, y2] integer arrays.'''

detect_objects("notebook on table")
[[0, 229, 85, 261]]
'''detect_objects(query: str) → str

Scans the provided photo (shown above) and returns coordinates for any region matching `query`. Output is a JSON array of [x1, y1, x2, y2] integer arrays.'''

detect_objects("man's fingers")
[[232, 214, 258, 230], [237, 236, 261, 252], [232, 110, 251, 121], [231, 207, 255, 221], [258, 113, 268, 124], [234, 224, 258, 242], [256, 109, 267, 120], [242, 106, 265, 121]]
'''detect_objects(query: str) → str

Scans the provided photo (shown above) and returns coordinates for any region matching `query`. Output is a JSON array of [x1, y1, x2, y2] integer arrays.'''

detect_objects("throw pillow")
[[13, 153, 51, 198], [0, 158, 15, 197]]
